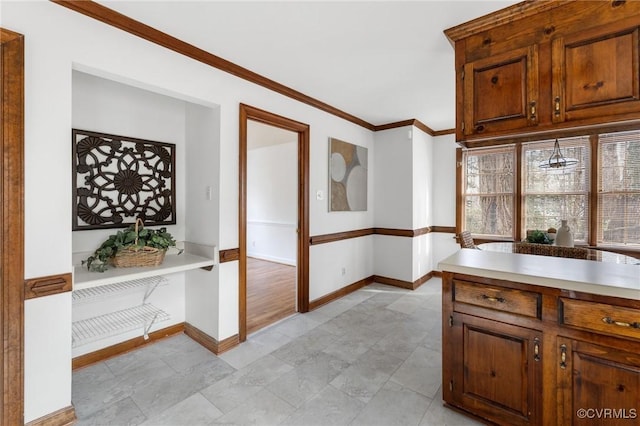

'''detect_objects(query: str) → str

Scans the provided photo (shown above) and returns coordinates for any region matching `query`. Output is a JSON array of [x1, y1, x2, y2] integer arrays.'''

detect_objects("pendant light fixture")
[[539, 139, 579, 170]]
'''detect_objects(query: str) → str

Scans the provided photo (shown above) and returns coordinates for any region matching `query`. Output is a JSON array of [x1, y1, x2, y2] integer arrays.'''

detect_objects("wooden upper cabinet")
[[446, 0, 640, 144], [463, 46, 538, 137], [552, 24, 640, 124]]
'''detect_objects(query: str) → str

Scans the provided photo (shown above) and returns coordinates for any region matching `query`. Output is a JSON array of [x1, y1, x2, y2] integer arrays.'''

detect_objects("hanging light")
[[539, 139, 579, 170]]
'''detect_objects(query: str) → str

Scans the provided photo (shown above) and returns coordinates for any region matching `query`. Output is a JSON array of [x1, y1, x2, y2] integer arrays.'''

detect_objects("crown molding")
[[51, 0, 455, 135], [51, 0, 375, 130], [444, 0, 564, 44], [375, 119, 456, 137]]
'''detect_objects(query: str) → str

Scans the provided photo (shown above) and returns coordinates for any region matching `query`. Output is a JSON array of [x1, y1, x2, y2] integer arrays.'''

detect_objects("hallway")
[[247, 257, 297, 335]]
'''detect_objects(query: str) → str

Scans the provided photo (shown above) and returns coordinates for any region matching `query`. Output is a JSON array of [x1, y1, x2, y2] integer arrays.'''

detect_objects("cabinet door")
[[557, 338, 640, 426], [552, 24, 640, 124], [447, 312, 542, 426], [462, 45, 539, 137]]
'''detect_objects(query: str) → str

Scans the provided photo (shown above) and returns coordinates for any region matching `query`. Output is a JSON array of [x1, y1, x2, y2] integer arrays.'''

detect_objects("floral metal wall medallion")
[[72, 129, 176, 230]]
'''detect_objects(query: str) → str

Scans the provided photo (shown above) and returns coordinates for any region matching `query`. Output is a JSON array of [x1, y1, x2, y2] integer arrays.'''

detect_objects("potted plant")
[[526, 229, 553, 245], [83, 219, 179, 272]]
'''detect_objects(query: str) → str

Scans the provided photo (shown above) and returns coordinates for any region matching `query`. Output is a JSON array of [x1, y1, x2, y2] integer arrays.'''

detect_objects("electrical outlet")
[[341, 267, 346, 276]]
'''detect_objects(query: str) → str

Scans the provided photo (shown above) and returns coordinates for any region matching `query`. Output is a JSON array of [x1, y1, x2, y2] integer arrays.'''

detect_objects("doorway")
[[245, 121, 298, 334], [239, 104, 310, 342]]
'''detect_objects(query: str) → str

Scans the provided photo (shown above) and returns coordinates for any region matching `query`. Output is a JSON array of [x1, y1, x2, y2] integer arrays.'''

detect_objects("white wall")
[[185, 102, 220, 248], [247, 141, 297, 265], [431, 133, 461, 269], [412, 127, 434, 279], [185, 102, 221, 338], [310, 236, 374, 300], [2, 2, 375, 420], [372, 126, 438, 282], [309, 134, 376, 299], [24, 294, 72, 423], [373, 127, 413, 229], [372, 128, 413, 281], [413, 127, 433, 230]]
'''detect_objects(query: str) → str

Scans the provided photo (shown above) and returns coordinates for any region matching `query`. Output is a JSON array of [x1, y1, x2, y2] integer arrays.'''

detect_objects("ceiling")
[[247, 120, 297, 151], [96, 0, 519, 131]]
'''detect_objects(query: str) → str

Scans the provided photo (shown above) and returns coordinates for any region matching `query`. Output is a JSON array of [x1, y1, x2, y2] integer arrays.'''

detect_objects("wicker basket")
[[112, 219, 167, 268], [515, 242, 588, 259]]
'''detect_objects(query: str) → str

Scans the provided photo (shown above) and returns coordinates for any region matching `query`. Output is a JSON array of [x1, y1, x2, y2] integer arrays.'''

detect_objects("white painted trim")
[[247, 253, 296, 266], [246, 220, 296, 228]]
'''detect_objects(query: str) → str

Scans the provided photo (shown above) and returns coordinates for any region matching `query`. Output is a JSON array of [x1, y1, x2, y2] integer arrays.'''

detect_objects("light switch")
[[316, 190, 324, 201]]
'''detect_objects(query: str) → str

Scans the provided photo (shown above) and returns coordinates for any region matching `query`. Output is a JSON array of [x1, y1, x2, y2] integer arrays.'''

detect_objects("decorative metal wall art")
[[72, 129, 176, 230]]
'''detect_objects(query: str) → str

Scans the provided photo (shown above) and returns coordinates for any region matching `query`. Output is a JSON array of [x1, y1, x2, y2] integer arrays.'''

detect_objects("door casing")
[[238, 104, 310, 342], [1, 27, 25, 426]]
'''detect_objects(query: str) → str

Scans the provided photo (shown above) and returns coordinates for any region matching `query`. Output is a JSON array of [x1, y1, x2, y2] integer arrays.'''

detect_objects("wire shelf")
[[72, 276, 168, 303], [72, 304, 170, 347]]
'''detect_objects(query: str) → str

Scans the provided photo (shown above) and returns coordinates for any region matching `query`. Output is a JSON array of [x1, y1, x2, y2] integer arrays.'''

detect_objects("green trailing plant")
[[83, 224, 178, 272], [526, 229, 553, 245]]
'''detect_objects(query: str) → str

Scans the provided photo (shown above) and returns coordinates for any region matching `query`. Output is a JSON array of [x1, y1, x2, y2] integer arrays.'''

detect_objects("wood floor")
[[247, 257, 297, 335]]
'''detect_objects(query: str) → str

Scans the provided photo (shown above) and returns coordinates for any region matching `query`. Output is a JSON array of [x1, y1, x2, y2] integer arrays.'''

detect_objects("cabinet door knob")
[[530, 101, 537, 121], [559, 344, 567, 369], [554, 96, 561, 116]]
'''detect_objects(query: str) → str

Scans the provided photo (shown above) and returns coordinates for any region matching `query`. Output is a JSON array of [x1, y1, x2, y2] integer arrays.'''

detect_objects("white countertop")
[[438, 249, 640, 300]]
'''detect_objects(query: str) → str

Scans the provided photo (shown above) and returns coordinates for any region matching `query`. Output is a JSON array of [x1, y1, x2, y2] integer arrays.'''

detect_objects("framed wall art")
[[72, 129, 176, 230], [329, 137, 368, 212]]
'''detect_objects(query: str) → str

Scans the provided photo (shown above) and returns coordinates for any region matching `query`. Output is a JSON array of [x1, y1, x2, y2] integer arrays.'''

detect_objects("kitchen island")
[[439, 248, 640, 426]]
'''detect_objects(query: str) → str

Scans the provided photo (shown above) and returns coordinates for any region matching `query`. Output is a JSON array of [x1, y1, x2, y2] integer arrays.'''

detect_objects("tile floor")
[[73, 278, 483, 425]]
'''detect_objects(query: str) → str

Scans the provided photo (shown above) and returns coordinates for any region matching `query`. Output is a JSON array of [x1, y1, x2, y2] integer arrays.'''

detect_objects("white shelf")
[[72, 303, 170, 347], [73, 251, 215, 291], [73, 276, 168, 303]]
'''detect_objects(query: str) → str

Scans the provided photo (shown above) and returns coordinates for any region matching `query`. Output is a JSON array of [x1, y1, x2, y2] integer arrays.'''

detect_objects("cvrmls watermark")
[[576, 408, 637, 420]]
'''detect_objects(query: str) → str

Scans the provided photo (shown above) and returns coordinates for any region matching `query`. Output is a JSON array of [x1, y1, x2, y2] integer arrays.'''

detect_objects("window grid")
[[459, 130, 640, 248], [461, 146, 515, 238], [597, 131, 640, 247], [522, 137, 590, 243]]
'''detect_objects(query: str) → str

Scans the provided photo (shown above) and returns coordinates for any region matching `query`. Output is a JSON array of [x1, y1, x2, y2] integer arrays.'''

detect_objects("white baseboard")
[[247, 252, 296, 266]]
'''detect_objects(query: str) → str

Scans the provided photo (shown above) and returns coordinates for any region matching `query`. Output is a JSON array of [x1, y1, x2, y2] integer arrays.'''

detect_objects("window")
[[461, 146, 514, 238], [598, 131, 640, 247], [458, 128, 640, 250], [522, 137, 590, 243]]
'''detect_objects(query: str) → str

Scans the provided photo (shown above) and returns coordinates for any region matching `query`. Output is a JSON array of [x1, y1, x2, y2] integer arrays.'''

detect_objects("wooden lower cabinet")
[[448, 313, 542, 425], [557, 337, 640, 426], [442, 272, 640, 426]]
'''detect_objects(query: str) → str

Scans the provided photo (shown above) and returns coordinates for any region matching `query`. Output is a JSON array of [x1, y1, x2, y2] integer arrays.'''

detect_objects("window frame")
[[521, 137, 591, 244], [595, 131, 640, 248], [456, 129, 640, 255], [458, 145, 516, 240]]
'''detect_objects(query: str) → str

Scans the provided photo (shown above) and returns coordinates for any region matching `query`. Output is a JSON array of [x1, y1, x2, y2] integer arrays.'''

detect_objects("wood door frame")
[[239, 104, 310, 342], [1, 27, 25, 426]]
